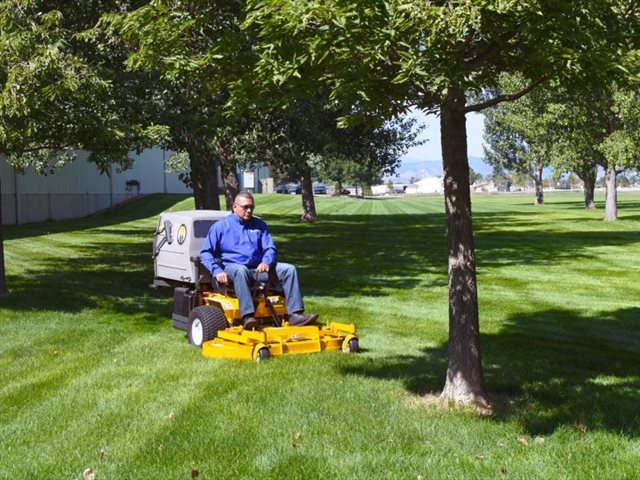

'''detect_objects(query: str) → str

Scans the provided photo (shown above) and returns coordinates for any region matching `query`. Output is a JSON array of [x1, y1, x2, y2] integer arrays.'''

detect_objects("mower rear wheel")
[[188, 306, 228, 347]]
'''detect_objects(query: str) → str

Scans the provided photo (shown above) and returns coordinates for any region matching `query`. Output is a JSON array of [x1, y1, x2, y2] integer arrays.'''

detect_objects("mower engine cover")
[[152, 209, 229, 288]]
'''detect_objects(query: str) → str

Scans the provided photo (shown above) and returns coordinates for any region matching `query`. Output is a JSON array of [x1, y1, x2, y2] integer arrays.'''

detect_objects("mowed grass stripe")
[[1, 191, 639, 479]]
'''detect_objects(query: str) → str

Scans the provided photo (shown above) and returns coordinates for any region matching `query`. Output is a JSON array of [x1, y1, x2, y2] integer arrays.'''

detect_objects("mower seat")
[[191, 256, 284, 297]]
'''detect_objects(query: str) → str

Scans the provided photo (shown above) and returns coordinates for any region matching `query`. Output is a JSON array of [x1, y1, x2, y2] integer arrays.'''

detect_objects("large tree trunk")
[[221, 165, 239, 211], [192, 170, 219, 210], [577, 165, 597, 209], [533, 165, 544, 205], [604, 166, 617, 221], [188, 145, 220, 210], [583, 182, 595, 209], [582, 171, 596, 209], [438, 93, 487, 408], [300, 168, 318, 222], [217, 144, 239, 211], [0, 178, 8, 296]]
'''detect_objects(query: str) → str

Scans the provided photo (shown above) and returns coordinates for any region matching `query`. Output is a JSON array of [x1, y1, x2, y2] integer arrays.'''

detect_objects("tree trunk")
[[192, 172, 219, 210], [221, 166, 239, 211], [189, 146, 220, 210], [216, 142, 239, 211], [577, 165, 597, 209], [604, 166, 617, 221], [0, 178, 9, 296], [533, 165, 544, 205], [438, 93, 487, 408], [300, 168, 318, 222], [333, 180, 343, 196], [583, 180, 595, 209]]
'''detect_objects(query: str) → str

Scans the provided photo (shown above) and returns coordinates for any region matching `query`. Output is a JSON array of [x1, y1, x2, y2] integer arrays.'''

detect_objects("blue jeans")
[[224, 262, 305, 317]]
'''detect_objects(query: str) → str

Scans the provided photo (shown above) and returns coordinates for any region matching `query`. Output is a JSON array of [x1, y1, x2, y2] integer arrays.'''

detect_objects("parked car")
[[274, 185, 289, 194], [287, 183, 302, 194], [313, 183, 327, 195]]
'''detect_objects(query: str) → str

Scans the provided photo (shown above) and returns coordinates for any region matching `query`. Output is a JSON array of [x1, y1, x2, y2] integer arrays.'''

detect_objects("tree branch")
[[624, 0, 640, 19], [460, 28, 477, 53], [464, 30, 518, 71], [0, 143, 75, 157], [464, 75, 550, 113]]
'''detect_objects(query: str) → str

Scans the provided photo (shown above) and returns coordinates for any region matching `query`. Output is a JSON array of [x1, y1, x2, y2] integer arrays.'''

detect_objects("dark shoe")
[[243, 316, 258, 330], [288, 312, 318, 326]]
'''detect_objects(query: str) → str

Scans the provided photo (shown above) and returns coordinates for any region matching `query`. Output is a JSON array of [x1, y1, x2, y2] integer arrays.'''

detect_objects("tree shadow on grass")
[[261, 212, 448, 297], [340, 306, 640, 437], [2, 238, 169, 322], [3, 195, 640, 315], [475, 228, 640, 267], [1, 196, 182, 320], [483, 306, 640, 436], [268, 208, 640, 297]]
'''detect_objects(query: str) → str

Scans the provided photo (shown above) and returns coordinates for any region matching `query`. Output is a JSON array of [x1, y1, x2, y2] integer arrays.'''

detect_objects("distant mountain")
[[387, 156, 492, 183]]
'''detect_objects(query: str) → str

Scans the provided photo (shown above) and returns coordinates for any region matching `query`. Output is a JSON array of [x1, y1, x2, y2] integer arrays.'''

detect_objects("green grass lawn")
[[1, 191, 639, 479]]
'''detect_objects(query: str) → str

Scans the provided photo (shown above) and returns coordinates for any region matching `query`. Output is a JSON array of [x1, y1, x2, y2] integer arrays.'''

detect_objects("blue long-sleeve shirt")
[[200, 214, 277, 276]]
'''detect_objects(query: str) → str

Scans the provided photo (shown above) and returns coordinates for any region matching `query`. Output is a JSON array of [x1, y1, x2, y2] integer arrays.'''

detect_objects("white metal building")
[[0, 148, 191, 225], [1, 149, 273, 226], [405, 176, 444, 194]]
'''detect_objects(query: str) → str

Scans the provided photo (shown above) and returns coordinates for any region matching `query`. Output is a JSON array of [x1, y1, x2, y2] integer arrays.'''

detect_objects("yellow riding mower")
[[152, 210, 359, 361]]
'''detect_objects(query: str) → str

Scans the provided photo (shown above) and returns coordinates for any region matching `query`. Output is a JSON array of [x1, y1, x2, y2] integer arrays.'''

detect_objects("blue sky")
[[401, 111, 485, 164]]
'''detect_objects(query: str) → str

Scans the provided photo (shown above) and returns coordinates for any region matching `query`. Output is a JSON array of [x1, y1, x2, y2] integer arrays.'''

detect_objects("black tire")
[[345, 338, 359, 353], [188, 306, 228, 347], [255, 347, 270, 362]]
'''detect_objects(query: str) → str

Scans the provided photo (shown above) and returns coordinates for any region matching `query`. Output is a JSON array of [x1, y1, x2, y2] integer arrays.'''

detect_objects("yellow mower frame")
[[187, 277, 359, 362]]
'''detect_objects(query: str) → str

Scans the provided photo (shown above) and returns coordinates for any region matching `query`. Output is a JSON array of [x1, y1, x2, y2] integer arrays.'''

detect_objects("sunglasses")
[[236, 203, 255, 211]]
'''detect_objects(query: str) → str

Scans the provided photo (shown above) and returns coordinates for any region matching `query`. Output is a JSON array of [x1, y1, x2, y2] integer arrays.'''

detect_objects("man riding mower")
[[199, 192, 318, 331], [152, 207, 359, 361]]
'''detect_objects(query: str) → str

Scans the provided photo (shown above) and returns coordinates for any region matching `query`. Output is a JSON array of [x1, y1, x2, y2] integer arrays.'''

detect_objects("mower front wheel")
[[254, 347, 270, 362], [188, 306, 228, 347], [343, 337, 360, 353]]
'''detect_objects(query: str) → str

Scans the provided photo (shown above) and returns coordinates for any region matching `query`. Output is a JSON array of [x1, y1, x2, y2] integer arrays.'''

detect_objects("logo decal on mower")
[[177, 224, 187, 245]]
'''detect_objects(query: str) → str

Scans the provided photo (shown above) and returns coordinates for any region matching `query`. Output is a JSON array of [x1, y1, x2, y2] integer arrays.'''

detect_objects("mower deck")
[[202, 322, 358, 361]]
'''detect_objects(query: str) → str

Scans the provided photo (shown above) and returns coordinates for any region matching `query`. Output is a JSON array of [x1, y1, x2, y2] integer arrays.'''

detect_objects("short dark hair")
[[234, 192, 254, 204]]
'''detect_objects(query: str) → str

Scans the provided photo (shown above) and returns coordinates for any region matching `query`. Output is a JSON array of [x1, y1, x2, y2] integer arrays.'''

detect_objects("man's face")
[[233, 198, 255, 221]]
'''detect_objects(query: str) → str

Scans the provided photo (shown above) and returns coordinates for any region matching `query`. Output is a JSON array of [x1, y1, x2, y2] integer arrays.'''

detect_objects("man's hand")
[[256, 262, 270, 273], [215, 272, 228, 284]]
